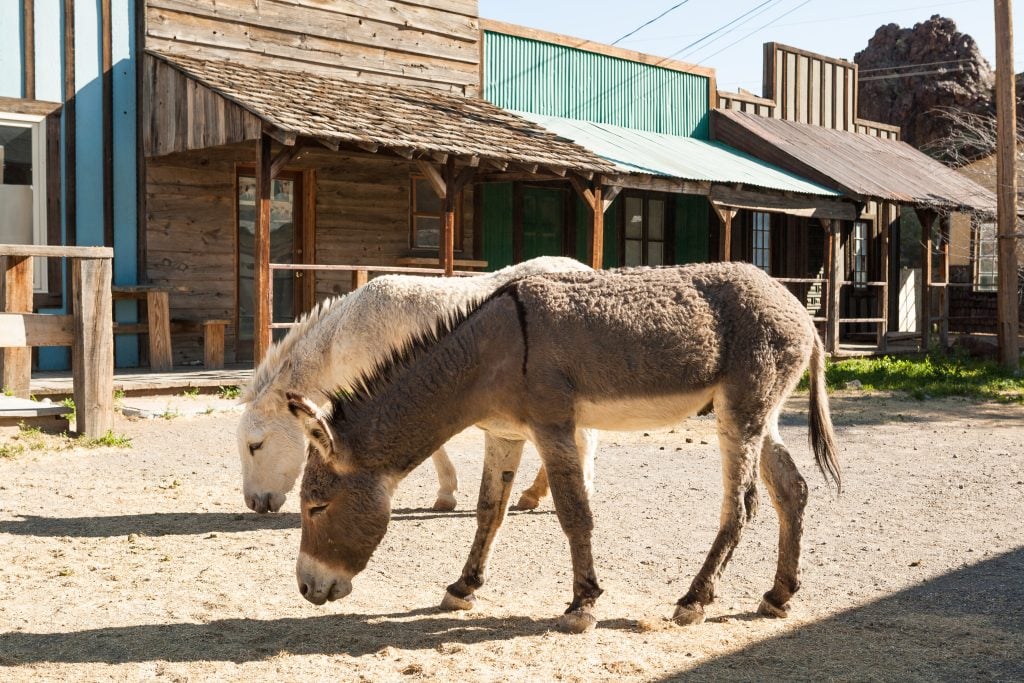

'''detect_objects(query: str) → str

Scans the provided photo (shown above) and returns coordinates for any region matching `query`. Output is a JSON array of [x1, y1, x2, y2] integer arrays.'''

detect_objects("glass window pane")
[[647, 241, 664, 266], [415, 177, 442, 214], [625, 239, 642, 266], [625, 197, 643, 238], [0, 124, 35, 245], [648, 199, 665, 240], [415, 216, 441, 249]]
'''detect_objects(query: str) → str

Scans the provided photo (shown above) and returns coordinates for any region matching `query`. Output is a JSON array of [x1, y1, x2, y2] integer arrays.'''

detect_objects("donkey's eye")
[[311, 429, 324, 440], [308, 504, 328, 517], [248, 441, 264, 456]]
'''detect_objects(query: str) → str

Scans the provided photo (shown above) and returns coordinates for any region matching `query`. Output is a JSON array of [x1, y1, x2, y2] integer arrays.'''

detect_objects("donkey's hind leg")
[[757, 420, 808, 618], [514, 428, 596, 510], [673, 397, 762, 626], [430, 446, 459, 511], [440, 433, 525, 611]]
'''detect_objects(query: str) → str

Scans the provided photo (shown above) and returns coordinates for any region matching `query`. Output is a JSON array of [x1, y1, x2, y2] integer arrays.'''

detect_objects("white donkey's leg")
[[430, 446, 459, 511], [513, 428, 597, 510], [440, 433, 525, 610]]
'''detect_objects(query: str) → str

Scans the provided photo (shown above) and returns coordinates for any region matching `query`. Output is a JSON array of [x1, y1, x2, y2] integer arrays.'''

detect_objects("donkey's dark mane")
[[326, 283, 520, 424]]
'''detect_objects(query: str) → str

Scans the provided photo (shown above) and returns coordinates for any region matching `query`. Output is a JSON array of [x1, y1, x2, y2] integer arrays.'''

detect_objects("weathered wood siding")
[[761, 42, 899, 139], [145, 143, 474, 363], [144, 0, 481, 95], [142, 54, 263, 157]]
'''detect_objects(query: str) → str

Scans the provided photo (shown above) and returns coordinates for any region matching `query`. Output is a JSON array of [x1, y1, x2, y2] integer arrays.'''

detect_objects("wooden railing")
[[0, 244, 114, 437], [266, 263, 482, 331], [775, 277, 888, 352]]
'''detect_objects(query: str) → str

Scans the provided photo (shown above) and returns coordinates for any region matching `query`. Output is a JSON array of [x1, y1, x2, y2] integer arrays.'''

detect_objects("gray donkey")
[[286, 263, 840, 634]]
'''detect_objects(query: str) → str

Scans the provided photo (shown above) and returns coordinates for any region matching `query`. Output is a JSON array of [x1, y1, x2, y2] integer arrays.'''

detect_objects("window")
[[0, 113, 48, 291], [974, 221, 997, 292], [752, 211, 771, 273], [623, 195, 667, 266], [852, 221, 868, 290], [411, 176, 462, 251]]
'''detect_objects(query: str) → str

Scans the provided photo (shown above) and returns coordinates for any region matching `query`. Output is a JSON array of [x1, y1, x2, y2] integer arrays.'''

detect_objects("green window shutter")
[[481, 183, 514, 271], [674, 194, 709, 264]]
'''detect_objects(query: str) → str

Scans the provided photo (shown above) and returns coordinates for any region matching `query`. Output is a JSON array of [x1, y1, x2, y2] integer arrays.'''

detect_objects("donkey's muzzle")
[[246, 492, 284, 513]]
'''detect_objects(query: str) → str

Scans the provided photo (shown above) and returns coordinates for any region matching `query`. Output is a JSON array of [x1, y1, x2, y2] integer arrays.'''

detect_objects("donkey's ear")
[[286, 392, 337, 459]]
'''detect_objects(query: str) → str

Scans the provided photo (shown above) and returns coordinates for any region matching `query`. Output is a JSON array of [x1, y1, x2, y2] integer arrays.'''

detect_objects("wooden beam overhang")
[[708, 201, 738, 262], [709, 185, 857, 221], [569, 174, 608, 268], [606, 174, 712, 196], [417, 160, 478, 276]]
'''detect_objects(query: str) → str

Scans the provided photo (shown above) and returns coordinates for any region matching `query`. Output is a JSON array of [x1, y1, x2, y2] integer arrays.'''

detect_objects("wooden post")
[[254, 134, 273, 364], [877, 203, 891, 353], [824, 219, 841, 355], [146, 290, 173, 372], [441, 159, 456, 276], [938, 215, 951, 352], [71, 257, 113, 438], [591, 182, 604, 269], [916, 209, 936, 352], [351, 269, 369, 290], [995, 0, 1021, 369], [2, 255, 33, 397], [709, 201, 737, 262]]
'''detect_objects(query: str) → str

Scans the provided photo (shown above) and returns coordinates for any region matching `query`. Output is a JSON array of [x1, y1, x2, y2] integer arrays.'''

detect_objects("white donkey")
[[237, 256, 596, 513]]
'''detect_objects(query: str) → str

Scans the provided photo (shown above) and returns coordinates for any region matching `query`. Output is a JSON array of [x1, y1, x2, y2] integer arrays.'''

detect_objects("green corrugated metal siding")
[[482, 183, 514, 271], [675, 195, 709, 264], [484, 31, 709, 139]]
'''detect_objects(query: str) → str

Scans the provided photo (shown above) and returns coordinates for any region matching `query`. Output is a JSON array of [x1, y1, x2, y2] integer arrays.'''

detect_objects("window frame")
[[751, 211, 771, 274], [852, 220, 869, 290], [973, 220, 998, 293], [1, 111, 49, 292], [619, 191, 672, 267], [410, 175, 463, 253]]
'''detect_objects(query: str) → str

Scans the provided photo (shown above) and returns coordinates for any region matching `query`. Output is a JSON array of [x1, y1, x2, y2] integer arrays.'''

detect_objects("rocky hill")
[[855, 15, 995, 155]]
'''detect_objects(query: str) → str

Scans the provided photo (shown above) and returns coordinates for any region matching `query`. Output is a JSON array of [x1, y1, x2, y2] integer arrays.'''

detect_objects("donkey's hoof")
[[757, 597, 789, 619], [671, 603, 706, 626], [440, 591, 475, 611], [557, 608, 597, 634], [431, 495, 457, 512], [511, 494, 540, 511]]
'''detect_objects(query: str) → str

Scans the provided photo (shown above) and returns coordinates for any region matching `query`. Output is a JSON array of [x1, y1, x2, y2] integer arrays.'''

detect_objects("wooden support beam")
[[877, 203, 892, 353], [432, 152, 449, 164], [392, 147, 415, 160], [416, 160, 447, 199], [545, 165, 567, 177], [253, 134, 273, 364], [441, 159, 456, 276], [270, 143, 305, 178], [71, 257, 113, 438], [0, 313, 74, 347], [2, 256, 33, 397], [995, 0, 1021, 369], [938, 214, 951, 352], [602, 185, 622, 212], [351, 269, 368, 290], [709, 201, 737, 262], [569, 175, 595, 207], [709, 185, 857, 221], [591, 182, 604, 269], [824, 219, 841, 354], [353, 141, 377, 153], [263, 125, 297, 147], [915, 208, 937, 352]]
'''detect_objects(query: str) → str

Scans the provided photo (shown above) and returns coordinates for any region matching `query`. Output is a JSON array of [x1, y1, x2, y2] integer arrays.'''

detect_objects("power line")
[[859, 58, 975, 74], [667, 1, 782, 61], [610, 0, 694, 46], [859, 67, 967, 81], [677, 0, 787, 61], [695, 0, 815, 63]]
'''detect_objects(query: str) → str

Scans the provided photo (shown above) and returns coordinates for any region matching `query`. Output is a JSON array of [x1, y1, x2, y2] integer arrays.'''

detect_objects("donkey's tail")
[[808, 333, 841, 493]]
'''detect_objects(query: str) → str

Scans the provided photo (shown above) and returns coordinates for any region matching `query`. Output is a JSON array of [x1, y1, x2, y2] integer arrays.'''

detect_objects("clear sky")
[[477, 0, 1024, 95]]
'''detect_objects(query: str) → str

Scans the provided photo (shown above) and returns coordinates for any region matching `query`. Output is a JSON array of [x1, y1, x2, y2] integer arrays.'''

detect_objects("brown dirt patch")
[[1, 393, 1022, 681]]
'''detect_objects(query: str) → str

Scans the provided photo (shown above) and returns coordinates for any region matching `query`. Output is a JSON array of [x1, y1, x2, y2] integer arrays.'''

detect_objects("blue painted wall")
[[3, 0, 139, 369]]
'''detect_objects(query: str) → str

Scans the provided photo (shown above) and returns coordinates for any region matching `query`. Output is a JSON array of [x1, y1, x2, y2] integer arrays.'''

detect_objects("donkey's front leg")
[[537, 427, 602, 634], [440, 433, 525, 611], [429, 446, 459, 511]]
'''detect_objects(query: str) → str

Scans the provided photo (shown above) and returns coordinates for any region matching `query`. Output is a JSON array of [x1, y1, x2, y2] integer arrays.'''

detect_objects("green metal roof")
[[517, 112, 841, 197]]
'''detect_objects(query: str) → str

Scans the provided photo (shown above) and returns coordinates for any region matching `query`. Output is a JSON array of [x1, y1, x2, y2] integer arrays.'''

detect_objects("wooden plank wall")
[[142, 55, 263, 157], [145, 144, 475, 363], [716, 90, 776, 117], [144, 0, 481, 95]]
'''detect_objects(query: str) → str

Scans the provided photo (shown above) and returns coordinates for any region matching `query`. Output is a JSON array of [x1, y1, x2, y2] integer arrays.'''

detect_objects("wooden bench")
[[114, 319, 230, 370]]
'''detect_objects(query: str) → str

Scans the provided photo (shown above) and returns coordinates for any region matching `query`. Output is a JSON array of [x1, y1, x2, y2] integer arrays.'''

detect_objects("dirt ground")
[[1, 391, 1022, 682]]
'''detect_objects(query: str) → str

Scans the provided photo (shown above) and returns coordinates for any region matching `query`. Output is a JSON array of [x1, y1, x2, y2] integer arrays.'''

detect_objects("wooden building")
[[715, 43, 996, 352], [1, 0, 139, 369]]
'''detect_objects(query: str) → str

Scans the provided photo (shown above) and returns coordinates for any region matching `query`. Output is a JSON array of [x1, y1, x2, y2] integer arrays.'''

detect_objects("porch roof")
[[513, 112, 841, 197], [145, 51, 614, 174], [712, 109, 998, 214]]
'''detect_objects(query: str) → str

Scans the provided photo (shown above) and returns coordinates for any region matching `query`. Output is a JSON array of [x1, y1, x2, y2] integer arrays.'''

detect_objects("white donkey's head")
[[237, 389, 309, 513]]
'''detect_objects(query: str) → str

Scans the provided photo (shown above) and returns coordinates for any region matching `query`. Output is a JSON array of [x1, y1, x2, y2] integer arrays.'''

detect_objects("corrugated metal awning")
[[515, 111, 841, 197], [712, 109, 997, 214]]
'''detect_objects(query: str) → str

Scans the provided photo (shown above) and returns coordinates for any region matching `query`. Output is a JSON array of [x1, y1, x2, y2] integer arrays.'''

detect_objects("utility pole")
[[994, 0, 1020, 369]]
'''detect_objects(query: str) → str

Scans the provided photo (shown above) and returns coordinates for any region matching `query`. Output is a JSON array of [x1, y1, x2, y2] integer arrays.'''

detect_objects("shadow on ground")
[[0, 512, 300, 538], [662, 547, 1024, 681]]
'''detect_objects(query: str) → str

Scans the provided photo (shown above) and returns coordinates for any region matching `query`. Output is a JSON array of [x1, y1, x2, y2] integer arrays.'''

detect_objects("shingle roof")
[[713, 109, 997, 213], [148, 50, 614, 174], [517, 112, 841, 197]]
